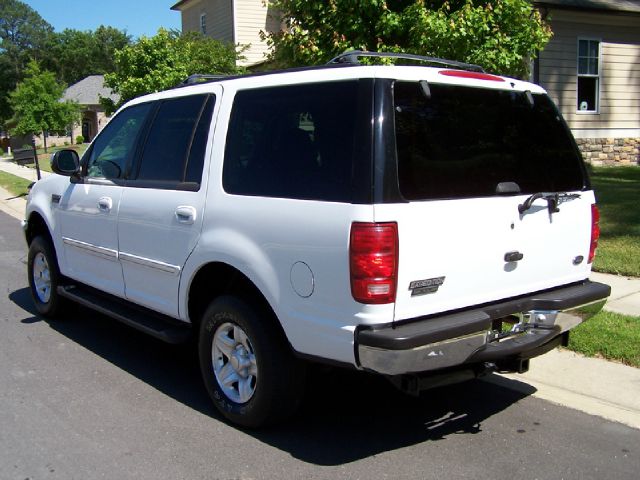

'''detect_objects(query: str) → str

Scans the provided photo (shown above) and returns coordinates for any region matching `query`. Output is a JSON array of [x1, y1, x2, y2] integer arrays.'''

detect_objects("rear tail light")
[[589, 204, 600, 264], [350, 222, 398, 304]]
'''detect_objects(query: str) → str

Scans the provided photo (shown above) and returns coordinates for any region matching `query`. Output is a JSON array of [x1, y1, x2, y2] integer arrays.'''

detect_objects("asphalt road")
[[2, 210, 639, 480]]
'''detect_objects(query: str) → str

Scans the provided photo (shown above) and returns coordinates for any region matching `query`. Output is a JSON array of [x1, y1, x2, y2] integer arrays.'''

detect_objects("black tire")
[[27, 235, 67, 317], [198, 295, 305, 428]]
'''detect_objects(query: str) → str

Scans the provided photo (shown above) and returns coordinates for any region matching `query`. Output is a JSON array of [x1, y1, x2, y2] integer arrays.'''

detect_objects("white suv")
[[23, 52, 610, 427]]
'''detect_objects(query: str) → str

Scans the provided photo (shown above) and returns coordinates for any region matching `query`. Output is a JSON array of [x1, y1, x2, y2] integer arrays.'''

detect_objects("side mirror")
[[50, 149, 80, 176]]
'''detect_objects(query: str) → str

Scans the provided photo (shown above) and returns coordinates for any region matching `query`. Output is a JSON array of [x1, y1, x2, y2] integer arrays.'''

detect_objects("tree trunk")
[[43, 131, 47, 153]]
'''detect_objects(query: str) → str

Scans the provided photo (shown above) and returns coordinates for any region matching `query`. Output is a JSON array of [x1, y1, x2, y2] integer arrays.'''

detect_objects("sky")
[[23, 0, 182, 39]]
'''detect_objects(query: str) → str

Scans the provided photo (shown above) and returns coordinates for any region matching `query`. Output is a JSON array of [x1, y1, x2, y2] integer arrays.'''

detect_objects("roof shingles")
[[62, 75, 120, 106]]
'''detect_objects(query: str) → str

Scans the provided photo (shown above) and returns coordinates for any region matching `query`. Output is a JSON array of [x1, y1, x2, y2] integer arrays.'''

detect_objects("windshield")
[[394, 81, 587, 201]]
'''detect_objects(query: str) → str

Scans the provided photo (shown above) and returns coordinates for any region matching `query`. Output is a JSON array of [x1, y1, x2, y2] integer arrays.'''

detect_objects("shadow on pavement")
[[262, 370, 536, 465], [10, 286, 536, 466], [10, 287, 213, 415]]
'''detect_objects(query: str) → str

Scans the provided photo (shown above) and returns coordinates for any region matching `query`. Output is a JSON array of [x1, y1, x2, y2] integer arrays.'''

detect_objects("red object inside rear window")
[[439, 70, 505, 82]]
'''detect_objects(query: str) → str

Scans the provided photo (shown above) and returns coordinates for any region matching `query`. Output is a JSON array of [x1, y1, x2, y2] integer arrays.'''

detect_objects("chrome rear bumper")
[[357, 281, 610, 376]]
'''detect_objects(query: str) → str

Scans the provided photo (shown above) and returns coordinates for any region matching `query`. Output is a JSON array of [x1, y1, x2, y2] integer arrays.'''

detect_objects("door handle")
[[98, 197, 113, 212], [504, 251, 524, 262], [175, 206, 196, 224]]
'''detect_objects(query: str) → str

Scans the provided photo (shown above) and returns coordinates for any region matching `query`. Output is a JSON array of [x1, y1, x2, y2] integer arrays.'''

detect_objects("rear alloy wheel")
[[198, 295, 305, 428], [211, 322, 258, 404]]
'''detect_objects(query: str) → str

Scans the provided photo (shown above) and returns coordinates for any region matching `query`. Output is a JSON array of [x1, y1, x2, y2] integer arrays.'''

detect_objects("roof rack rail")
[[178, 74, 228, 87], [327, 50, 485, 73]]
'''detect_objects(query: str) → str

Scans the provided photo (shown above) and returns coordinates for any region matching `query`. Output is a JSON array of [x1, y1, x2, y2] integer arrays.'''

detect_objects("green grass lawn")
[[34, 144, 88, 156], [590, 166, 640, 277], [565, 166, 640, 365], [34, 156, 52, 173], [568, 310, 640, 368], [16, 144, 89, 175], [0, 170, 32, 198]]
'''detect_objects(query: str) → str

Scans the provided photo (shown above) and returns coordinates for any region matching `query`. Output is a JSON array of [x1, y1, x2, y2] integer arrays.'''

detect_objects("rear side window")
[[223, 80, 362, 202], [135, 94, 214, 187], [394, 82, 586, 200], [185, 96, 215, 184]]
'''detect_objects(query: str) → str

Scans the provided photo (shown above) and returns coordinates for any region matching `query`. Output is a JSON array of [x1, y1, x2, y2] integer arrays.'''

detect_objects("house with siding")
[[533, 0, 640, 165], [170, 0, 280, 66], [170, 0, 639, 165]]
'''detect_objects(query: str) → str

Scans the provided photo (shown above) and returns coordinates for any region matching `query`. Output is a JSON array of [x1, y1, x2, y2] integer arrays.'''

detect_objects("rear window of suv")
[[394, 81, 586, 201]]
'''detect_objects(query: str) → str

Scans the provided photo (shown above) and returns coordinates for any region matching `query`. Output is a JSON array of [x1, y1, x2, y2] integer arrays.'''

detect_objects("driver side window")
[[86, 102, 153, 179]]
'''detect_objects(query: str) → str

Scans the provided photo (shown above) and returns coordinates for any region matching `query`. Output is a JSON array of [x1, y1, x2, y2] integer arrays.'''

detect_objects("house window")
[[200, 13, 207, 35], [577, 39, 600, 113]]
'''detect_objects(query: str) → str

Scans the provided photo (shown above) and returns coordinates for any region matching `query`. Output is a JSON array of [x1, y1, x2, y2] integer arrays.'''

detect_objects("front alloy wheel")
[[32, 251, 52, 304], [27, 235, 66, 317]]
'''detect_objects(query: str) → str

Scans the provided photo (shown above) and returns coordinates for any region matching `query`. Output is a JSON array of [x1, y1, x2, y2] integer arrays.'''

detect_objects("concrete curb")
[[0, 185, 26, 221], [489, 349, 640, 430]]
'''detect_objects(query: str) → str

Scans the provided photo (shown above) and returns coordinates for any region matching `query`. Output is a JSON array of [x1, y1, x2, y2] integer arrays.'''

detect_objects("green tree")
[[0, 0, 53, 127], [9, 61, 79, 152], [43, 26, 131, 85], [103, 29, 243, 113], [266, 0, 552, 78]]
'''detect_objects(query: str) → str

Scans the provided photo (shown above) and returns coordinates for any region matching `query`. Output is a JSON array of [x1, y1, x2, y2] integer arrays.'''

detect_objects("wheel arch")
[[186, 261, 290, 348], [25, 210, 66, 279], [24, 211, 53, 246]]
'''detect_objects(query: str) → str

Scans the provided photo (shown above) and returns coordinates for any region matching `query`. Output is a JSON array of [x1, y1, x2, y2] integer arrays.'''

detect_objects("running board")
[[57, 285, 191, 344]]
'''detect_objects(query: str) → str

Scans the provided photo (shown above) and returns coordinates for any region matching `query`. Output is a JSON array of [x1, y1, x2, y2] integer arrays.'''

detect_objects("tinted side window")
[[86, 102, 153, 179], [223, 81, 361, 202], [394, 82, 586, 200], [136, 94, 212, 184], [185, 96, 215, 184]]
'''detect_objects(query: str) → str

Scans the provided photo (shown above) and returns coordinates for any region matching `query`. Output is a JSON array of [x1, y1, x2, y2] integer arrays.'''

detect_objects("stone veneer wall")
[[575, 138, 639, 166]]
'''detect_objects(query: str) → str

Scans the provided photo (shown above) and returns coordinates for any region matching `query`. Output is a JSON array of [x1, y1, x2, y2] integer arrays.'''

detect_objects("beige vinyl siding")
[[234, 0, 280, 66], [538, 10, 640, 135], [180, 0, 234, 44], [180, 0, 202, 33]]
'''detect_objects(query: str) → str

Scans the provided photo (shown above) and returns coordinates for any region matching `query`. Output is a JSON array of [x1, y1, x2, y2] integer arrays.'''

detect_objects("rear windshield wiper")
[[518, 192, 581, 215]]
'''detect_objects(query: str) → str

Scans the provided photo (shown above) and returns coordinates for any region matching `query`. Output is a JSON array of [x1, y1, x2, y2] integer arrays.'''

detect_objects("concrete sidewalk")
[[592, 271, 640, 316], [1, 157, 639, 429], [0, 158, 50, 221], [0, 156, 51, 182]]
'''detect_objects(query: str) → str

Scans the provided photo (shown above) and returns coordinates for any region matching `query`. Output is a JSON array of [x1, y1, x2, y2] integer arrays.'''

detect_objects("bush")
[[63, 141, 69, 146], [22, 144, 32, 149], [0, 147, 4, 156], [75, 135, 84, 144]]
